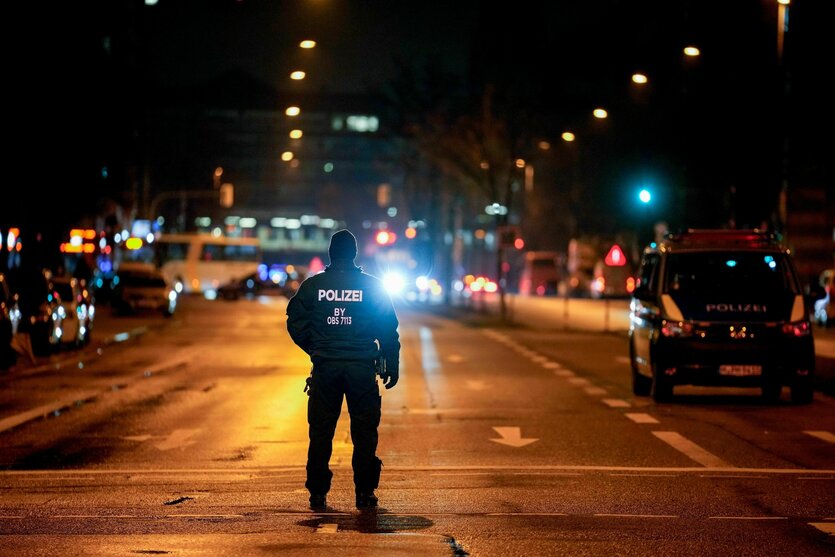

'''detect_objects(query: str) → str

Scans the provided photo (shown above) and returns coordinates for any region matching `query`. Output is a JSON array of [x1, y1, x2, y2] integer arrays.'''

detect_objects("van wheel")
[[630, 338, 651, 396], [651, 362, 673, 403], [790, 376, 813, 404]]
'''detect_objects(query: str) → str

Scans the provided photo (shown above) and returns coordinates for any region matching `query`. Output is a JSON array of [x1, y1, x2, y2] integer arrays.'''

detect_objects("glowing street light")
[[281, 151, 294, 162], [561, 131, 576, 142], [289, 129, 303, 139], [285, 106, 300, 117], [290, 71, 306, 80], [632, 73, 648, 85], [639, 189, 652, 204], [683, 46, 700, 57], [593, 108, 608, 119], [299, 40, 316, 49]]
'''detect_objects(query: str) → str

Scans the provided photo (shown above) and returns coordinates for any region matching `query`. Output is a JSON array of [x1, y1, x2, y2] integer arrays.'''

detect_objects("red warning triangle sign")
[[604, 244, 627, 266]]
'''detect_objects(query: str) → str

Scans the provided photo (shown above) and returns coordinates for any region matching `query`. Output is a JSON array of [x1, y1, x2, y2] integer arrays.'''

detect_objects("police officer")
[[286, 229, 400, 510]]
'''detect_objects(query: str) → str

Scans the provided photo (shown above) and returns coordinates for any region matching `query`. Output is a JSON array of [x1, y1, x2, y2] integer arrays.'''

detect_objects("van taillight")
[[781, 321, 811, 337]]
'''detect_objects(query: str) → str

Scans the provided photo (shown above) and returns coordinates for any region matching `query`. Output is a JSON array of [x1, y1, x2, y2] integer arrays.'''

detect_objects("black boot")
[[309, 493, 327, 509], [355, 491, 378, 509]]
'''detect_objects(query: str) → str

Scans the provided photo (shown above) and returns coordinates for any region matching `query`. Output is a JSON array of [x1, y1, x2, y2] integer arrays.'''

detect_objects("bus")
[[152, 233, 261, 294]]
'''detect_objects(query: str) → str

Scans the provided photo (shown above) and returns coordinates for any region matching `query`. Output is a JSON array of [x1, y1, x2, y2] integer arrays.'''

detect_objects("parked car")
[[51, 276, 94, 347], [813, 268, 834, 327], [628, 229, 815, 404], [7, 268, 63, 356], [111, 266, 177, 316], [1, 272, 21, 368]]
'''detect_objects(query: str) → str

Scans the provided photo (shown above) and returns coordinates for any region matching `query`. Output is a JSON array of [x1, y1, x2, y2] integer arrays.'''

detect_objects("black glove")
[[381, 367, 399, 389]]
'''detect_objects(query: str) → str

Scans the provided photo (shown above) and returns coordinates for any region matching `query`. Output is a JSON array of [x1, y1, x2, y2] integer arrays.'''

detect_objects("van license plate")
[[719, 365, 762, 377]]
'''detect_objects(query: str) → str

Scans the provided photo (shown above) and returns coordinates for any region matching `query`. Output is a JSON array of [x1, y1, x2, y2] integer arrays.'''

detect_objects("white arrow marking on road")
[[804, 431, 835, 444], [490, 427, 538, 447], [466, 380, 488, 391], [154, 429, 202, 451]]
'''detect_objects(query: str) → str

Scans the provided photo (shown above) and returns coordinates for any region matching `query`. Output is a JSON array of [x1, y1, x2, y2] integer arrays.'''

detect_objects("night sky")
[[4, 0, 832, 241]]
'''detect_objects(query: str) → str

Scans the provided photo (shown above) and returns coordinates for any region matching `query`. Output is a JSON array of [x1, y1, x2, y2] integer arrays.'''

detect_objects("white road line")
[[804, 430, 835, 444], [624, 413, 659, 424], [809, 522, 835, 535], [652, 431, 733, 468], [568, 377, 590, 386], [0, 392, 100, 434], [53, 515, 141, 519], [167, 514, 243, 519], [700, 475, 767, 479], [709, 516, 787, 520], [317, 523, 339, 534], [419, 327, 441, 375], [602, 398, 631, 408], [554, 369, 575, 377], [595, 513, 678, 518], [584, 387, 608, 395], [609, 473, 677, 477], [543, 362, 562, 369], [487, 513, 568, 517], [798, 477, 835, 481], [530, 355, 549, 363], [5, 465, 835, 475]]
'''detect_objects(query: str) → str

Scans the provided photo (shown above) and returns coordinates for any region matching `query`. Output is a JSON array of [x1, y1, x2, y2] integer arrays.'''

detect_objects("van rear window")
[[664, 251, 798, 297]]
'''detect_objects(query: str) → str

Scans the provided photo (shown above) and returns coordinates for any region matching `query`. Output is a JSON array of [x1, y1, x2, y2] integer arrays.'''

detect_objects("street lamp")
[[638, 189, 651, 204]]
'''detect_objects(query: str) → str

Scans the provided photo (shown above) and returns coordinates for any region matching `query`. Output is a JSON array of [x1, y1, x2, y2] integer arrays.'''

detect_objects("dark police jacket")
[[286, 260, 400, 372]]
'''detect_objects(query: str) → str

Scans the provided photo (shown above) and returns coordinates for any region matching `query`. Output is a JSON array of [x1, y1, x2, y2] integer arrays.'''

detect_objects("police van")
[[628, 229, 815, 403]]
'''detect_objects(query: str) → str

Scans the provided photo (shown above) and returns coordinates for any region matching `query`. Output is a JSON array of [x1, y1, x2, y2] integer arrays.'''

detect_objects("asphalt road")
[[0, 296, 833, 556]]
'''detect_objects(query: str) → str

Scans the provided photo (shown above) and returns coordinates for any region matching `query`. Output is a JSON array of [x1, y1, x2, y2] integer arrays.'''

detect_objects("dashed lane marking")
[[554, 369, 575, 377], [809, 522, 835, 536], [652, 431, 733, 468], [317, 523, 339, 534], [568, 377, 591, 386], [584, 386, 608, 395], [602, 398, 631, 408], [625, 413, 659, 424], [804, 430, 835, 444], [542, 362, 562, 369]]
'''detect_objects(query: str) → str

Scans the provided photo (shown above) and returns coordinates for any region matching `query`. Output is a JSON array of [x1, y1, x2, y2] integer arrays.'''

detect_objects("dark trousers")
[[305, 359, 382, 495]]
